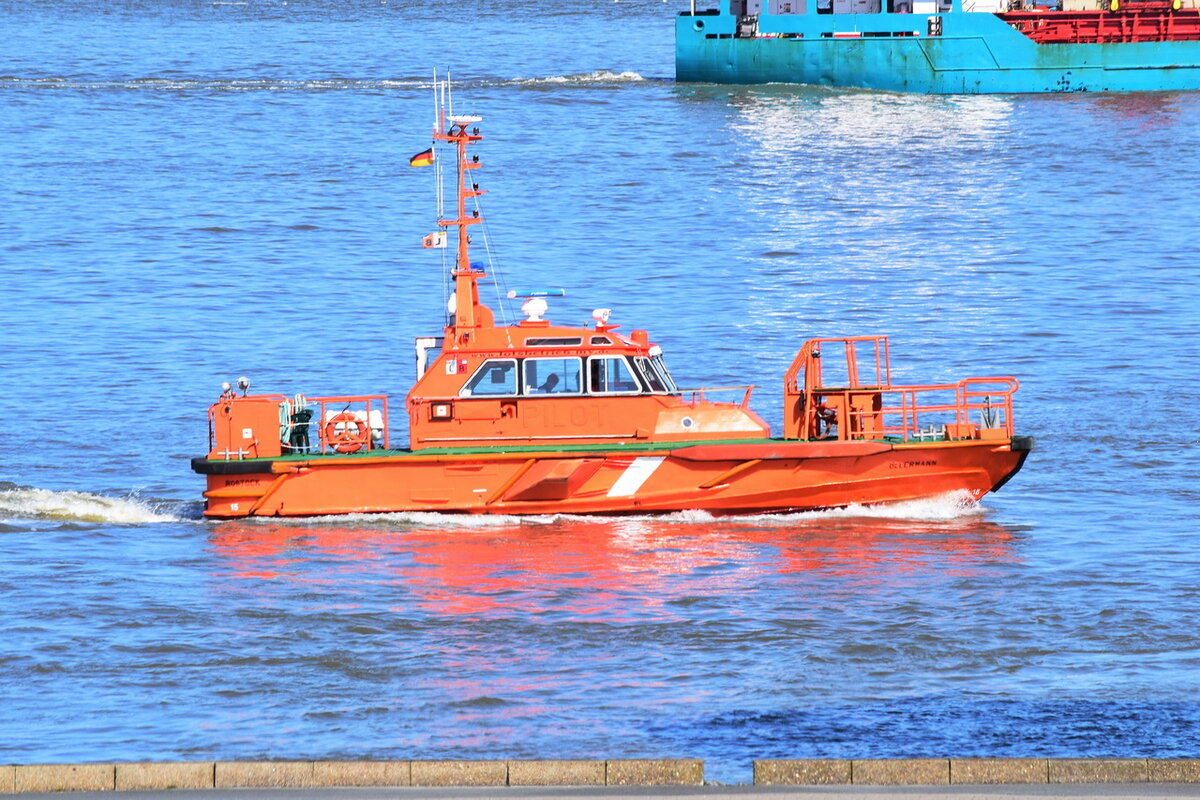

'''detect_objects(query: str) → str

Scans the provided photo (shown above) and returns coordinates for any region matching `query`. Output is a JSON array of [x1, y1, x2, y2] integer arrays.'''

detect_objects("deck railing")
[[682, 385, 757, 409], [812, 376, 1018, 442], [283, 394, 390, 455], [1001, 3, 1200, 43]]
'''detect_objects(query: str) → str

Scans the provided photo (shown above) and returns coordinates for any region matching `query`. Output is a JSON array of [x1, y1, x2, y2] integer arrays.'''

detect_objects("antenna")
[[440, 73, 447, 130], [432, 67, 439, 134]]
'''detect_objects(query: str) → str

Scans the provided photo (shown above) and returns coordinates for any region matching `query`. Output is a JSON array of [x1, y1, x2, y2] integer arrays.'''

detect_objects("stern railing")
[[812, 377, 1018, 442], [307, 395, 390, 454], [207, 393, 391, 460]]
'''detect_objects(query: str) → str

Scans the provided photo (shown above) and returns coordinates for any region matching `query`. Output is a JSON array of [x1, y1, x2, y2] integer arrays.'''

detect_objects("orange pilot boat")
[[192, 89, 1032, 519]]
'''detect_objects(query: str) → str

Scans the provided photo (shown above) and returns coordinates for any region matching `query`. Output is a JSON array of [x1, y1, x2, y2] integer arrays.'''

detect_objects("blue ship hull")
[[676, 8, 1200, 92]]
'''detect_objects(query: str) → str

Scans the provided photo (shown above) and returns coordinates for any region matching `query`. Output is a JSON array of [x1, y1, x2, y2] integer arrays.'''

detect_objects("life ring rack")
[[323, 412, 369, 454]]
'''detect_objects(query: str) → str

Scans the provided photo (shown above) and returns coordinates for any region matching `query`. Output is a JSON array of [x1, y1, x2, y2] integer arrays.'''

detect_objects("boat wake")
[[234, 510, 537, 529], [210, 491, 983, 531], [661, 490, 986, 524], [0, 485, 180, 524], [0, 71, 652, 93], [512, 70, 648, 86], [0, 76, 424, 92]]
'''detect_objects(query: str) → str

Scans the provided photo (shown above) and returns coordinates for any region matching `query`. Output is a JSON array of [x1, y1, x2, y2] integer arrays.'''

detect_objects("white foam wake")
[[0, 487, 178, 524], [3, 72, 651, 94], [659, 490, 984, 525], [514, 70, 647, 85], [226, 491, 981, 530], [0, 77, 426, 92], [249, 510, 536, 529]]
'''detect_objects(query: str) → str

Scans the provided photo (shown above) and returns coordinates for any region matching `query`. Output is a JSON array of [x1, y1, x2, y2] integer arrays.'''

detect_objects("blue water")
[[3, 0, 1200, 784]]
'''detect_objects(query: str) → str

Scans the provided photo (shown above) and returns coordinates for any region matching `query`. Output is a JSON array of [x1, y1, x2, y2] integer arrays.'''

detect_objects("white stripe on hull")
[[606, 456, 665, 497]]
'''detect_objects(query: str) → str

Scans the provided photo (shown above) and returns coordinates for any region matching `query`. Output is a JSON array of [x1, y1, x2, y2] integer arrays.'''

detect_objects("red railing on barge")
[[1001, 1, 1200, 43]]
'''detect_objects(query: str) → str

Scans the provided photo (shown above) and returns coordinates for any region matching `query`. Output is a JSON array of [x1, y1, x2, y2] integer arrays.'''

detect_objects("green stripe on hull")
[[198, 436, 783, 467]]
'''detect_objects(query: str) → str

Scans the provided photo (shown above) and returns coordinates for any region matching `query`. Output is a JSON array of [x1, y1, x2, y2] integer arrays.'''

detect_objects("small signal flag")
[[422, 231, 447, 249], [409, 148, 434, 167]]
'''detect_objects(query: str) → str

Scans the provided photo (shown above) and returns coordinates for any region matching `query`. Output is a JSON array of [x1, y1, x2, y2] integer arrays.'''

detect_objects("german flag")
[[409, 148, 434, 167]]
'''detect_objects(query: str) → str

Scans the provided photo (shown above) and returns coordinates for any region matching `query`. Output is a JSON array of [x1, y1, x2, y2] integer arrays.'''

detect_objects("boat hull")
[[676, 11, 1200, 93], [194, 436, 1032, 518]]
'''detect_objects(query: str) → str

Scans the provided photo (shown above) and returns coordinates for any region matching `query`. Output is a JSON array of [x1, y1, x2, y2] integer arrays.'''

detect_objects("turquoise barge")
[[676, 0, 1200, 92]]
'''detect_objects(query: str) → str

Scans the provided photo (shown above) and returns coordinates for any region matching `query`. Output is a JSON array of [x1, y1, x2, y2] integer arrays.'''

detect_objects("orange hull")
[[194, 97, 1032, 517], [195, 437, 1031, 518]]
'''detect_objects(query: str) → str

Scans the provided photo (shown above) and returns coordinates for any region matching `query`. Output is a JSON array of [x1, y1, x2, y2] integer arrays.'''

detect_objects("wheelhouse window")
[[525, 337, 582, 347], [650, 353, 679, 393], [524, 357, 583, 395], [461, 359, 518, 397], [588, 356, 640, 395], [633, 358, 665, 392], [633, 356, 679, 394]]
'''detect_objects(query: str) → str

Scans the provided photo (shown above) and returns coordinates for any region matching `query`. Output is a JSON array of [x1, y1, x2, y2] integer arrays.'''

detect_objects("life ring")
[[324, 412, 369, 453]]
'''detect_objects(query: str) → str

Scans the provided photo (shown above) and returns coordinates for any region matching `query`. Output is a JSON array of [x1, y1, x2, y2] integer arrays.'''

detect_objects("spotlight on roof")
[[236, 376, 251, 395]]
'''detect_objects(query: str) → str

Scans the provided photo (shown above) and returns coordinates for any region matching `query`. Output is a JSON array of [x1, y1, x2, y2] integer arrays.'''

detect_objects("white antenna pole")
[[436, 68, 446, 225], [436, 74, 446, 131], [436, 133, 444, 222]]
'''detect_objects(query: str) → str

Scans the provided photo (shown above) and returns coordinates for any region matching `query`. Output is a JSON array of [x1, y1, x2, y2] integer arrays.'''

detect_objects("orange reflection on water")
[[208, 503, 1022, 619], [204, 507, 1024, 749]]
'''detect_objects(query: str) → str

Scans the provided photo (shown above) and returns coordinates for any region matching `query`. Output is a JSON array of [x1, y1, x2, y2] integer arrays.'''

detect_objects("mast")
[[434, 100, 492, 339]]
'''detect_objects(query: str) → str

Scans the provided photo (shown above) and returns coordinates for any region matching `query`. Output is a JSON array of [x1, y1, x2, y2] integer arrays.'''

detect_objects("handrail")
[[207, 391, 391, 459], [313, 394, 390, 453], [783, 336, 1019, 443], [808, 376, 1018, 442], [681, 385, 757, 409], [1001, 4, 1200, 44]]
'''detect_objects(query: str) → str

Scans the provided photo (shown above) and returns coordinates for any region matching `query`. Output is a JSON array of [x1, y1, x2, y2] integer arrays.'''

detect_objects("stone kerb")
[[852, 759, 950, 785], [116, 762, 215, 791], [1151, 759, 1200, 782], [312, 760, 411, 787], [950, 758, 1049, 784], [754, 759, 850, 785], [411, 760, 508, 786], [214, 761, 315, 788], [605, 759, 704, 785], [10, 757, 1200, 792], [508, 760, 606, 786], [1048, 758, 1149, 783], [753, 758, 1200, 786], [13, 764, 115, 793]]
